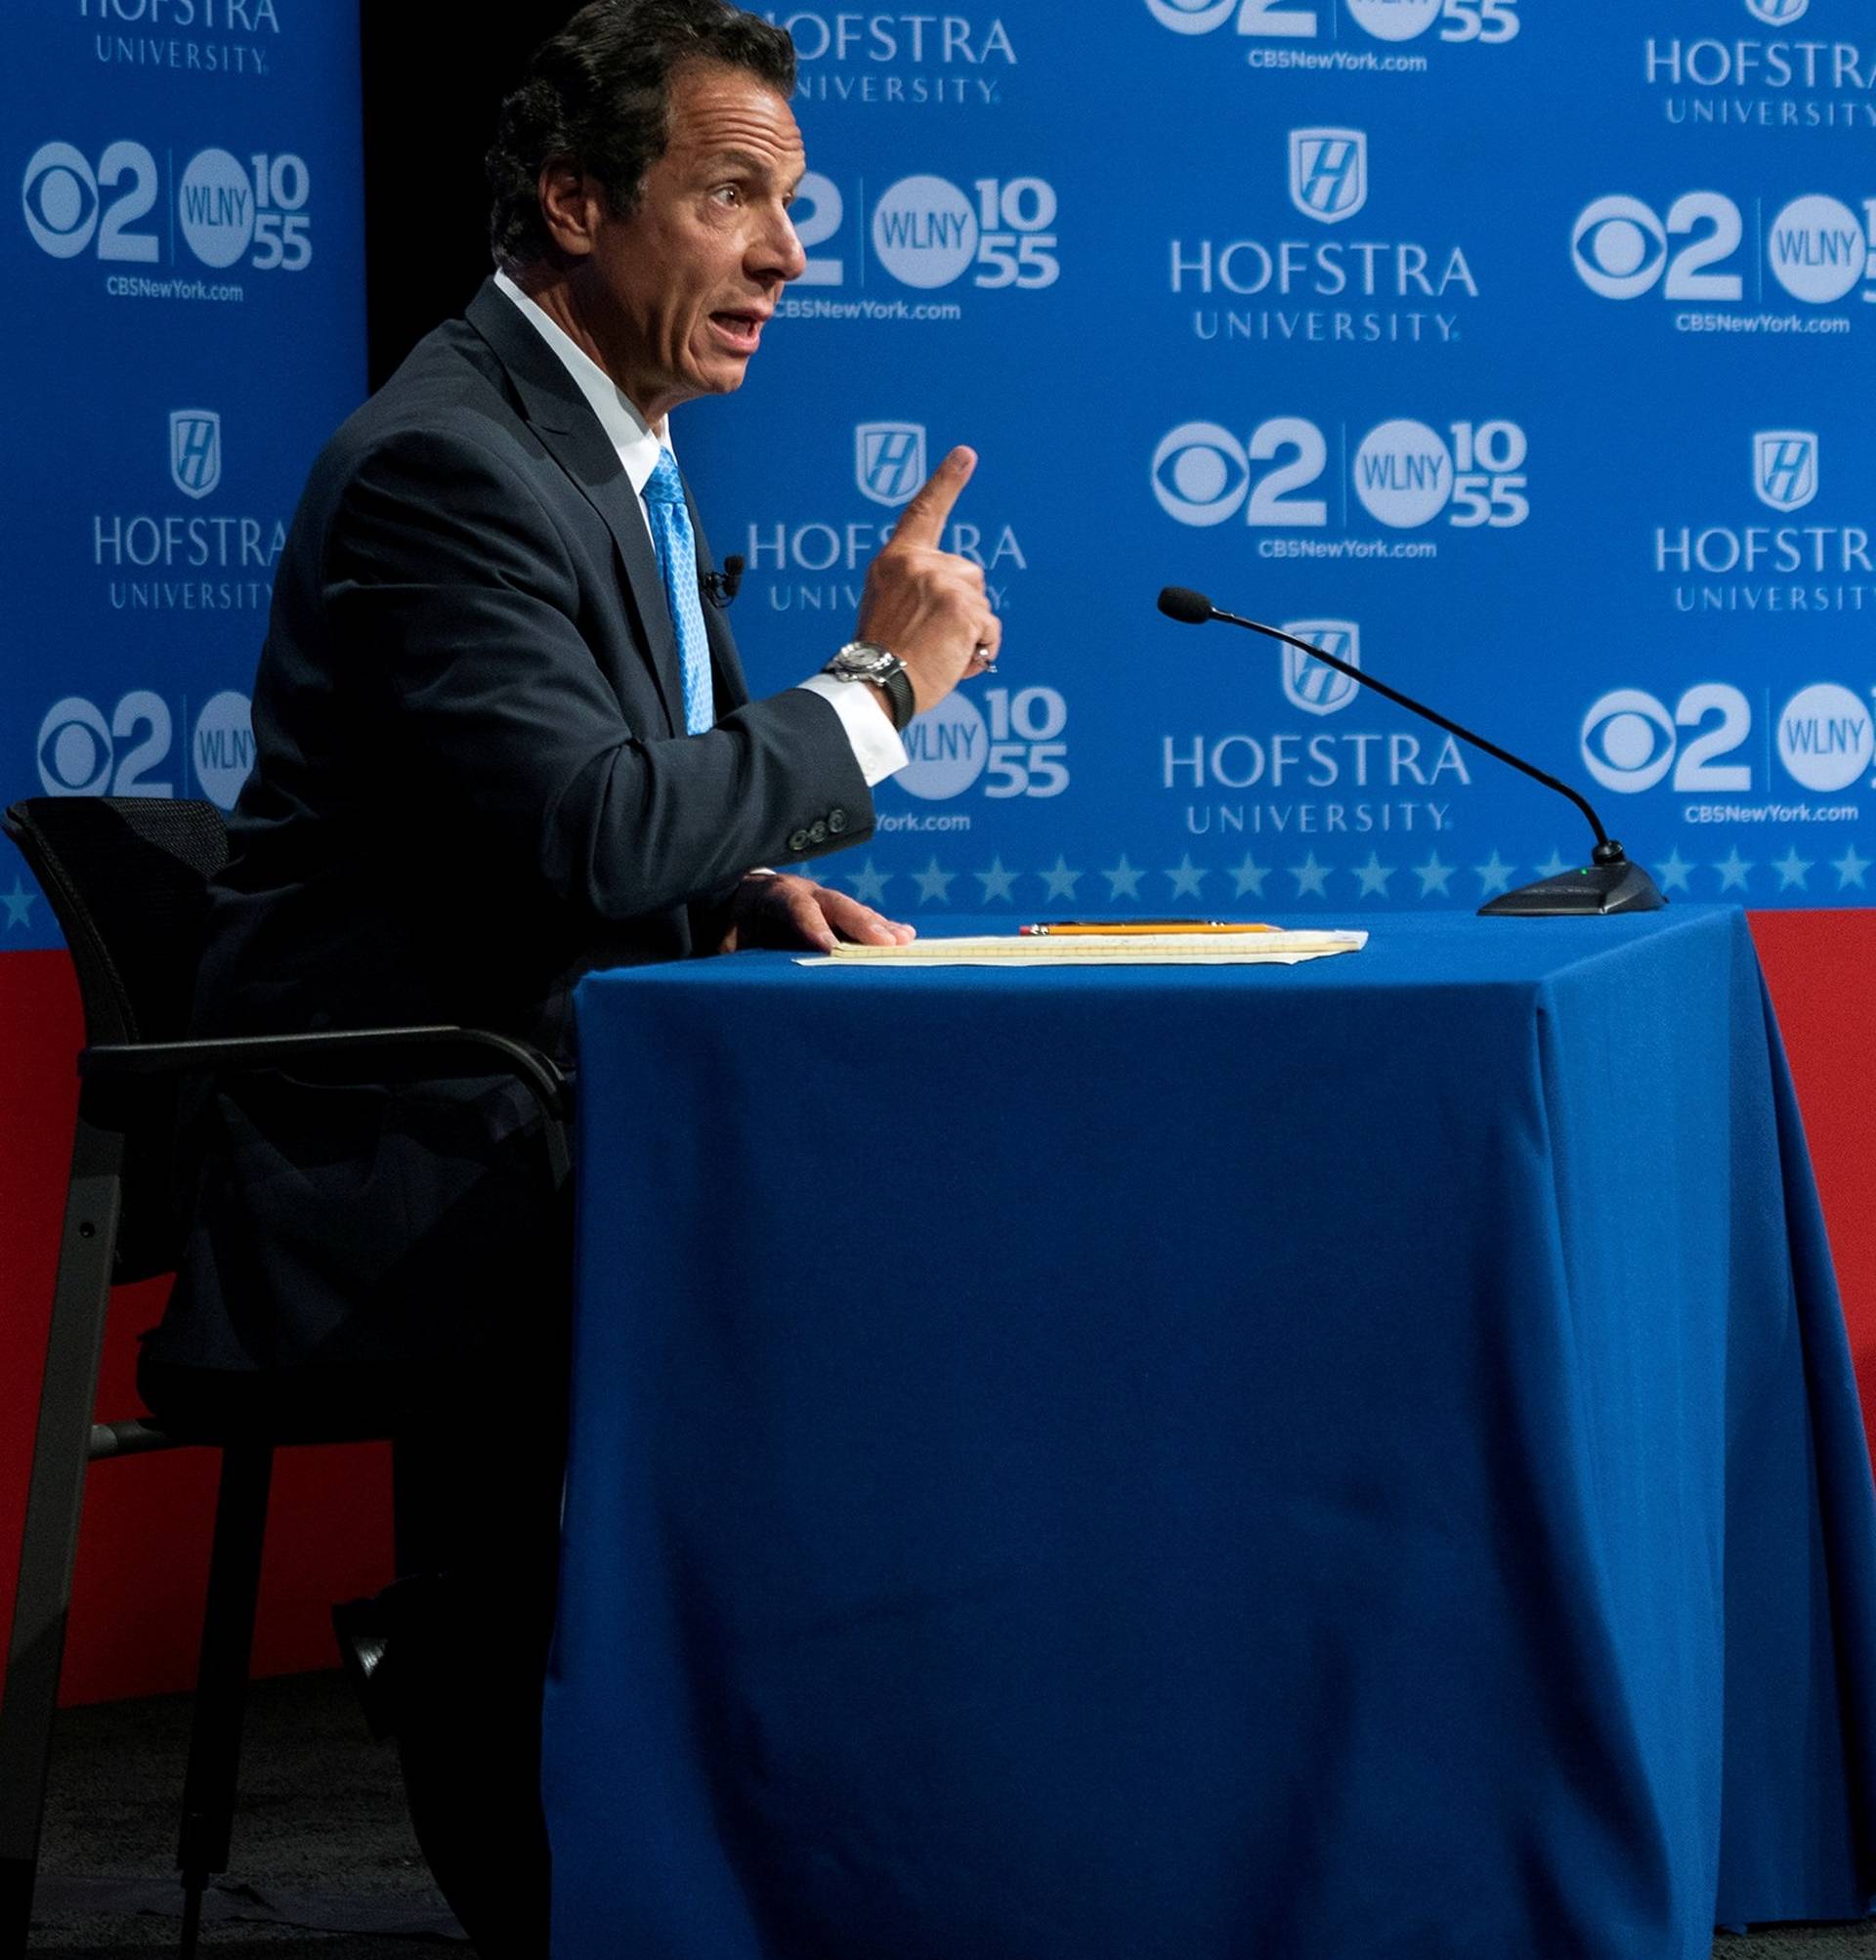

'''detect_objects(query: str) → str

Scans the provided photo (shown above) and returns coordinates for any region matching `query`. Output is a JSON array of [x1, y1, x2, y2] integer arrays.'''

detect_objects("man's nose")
[[761, 203, 808, 283]]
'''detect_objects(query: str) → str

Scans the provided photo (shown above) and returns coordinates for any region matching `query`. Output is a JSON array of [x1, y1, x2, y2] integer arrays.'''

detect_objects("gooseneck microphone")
[[1155, 586, 1664, 916]]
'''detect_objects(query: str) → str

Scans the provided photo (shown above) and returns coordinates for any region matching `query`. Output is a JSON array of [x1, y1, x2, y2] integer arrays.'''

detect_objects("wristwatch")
[[823, 640, 916, 732]]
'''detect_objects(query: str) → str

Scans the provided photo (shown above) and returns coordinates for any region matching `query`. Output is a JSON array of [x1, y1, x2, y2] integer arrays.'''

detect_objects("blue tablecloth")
[[547, 908, 1876, 1960]]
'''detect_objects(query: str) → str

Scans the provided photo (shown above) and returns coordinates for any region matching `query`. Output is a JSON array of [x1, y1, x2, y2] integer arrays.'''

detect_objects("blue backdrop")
[[6, 0, 1871, 938], [3, 0, 364, 952], [677, 0, 1876, 916]]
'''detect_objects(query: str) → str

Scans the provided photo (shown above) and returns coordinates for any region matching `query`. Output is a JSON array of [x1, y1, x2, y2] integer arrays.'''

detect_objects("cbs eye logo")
[[1571, 197, 1675, 301], [1151, 422, 1256, 527], [1580, 690, 1681, 793]]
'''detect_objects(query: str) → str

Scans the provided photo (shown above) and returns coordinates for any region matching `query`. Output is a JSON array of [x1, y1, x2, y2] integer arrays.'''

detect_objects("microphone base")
[[1478, 859, 1667, 917]]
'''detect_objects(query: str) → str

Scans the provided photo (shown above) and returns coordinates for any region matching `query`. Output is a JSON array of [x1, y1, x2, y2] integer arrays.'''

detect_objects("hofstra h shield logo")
[[1744, 0, 1809, 23], [1290, 130, 1367, 226], [1281, 621, 1361, 715], [1754, 430, 1818, 511], [855, 422, 927, 507], [168, 409, 221, 500]]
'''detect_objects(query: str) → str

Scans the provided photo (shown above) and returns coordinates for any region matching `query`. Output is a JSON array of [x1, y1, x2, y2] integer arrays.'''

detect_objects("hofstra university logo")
[[1289, 130, 1367, 225], [855, 422, 926, 506], [1645, 0, 1876, 133], [769, 9, 1014, 107], [1281, 621, 1361, 715], [1170, 126, 1476, 350], [89, 407, 283, 623], [169, 408, 221, 499], [1754, 429, 1818, 510]]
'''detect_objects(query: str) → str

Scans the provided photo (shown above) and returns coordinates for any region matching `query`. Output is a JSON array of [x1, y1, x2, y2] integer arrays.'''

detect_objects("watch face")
[[834, 643, 893, 679]]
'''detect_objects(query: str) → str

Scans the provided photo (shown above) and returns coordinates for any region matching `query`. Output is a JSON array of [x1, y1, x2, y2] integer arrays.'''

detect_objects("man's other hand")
[[719, 873, 917, 953], [855, 446, 1001, 718]]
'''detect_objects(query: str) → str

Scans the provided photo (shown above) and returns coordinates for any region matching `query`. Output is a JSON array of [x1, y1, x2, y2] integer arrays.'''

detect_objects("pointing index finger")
[[889, 445, 976, 551]]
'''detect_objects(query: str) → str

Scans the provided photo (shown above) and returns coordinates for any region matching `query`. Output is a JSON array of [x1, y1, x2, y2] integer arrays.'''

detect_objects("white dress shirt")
[[490, 271, 908, 787]]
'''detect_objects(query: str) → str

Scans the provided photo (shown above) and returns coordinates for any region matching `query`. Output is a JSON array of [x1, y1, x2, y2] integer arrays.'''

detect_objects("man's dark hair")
[[487, 0, 796, 268]]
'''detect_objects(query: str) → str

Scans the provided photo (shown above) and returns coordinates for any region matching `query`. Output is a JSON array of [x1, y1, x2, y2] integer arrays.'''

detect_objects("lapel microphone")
[[702, 555, 745, 609]]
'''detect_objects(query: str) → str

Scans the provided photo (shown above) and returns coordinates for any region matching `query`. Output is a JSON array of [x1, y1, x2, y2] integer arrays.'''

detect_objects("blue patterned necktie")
[[642, 447, 716, 735]]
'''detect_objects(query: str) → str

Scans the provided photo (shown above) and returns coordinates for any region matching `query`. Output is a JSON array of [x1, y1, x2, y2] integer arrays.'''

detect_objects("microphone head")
[[1157, 585, 1215, 625]]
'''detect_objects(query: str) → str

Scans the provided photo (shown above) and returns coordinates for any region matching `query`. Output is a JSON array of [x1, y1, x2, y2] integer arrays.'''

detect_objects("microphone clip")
[[702, 554, 745, 610]]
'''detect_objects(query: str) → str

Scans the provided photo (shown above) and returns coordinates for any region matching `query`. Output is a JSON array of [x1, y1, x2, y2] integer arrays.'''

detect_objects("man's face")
[[576, 62, 807, 421]]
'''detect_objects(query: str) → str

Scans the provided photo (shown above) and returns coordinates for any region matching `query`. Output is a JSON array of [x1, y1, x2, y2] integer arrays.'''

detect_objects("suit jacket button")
[[828, 808, 849, 834], [809, 820, 829, 844], [788, 830, 809, 852]]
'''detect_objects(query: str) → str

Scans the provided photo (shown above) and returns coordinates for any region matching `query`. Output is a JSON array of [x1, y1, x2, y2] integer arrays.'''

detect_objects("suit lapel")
[[684, 477, 751, 712], [466, 280, 685, 737]]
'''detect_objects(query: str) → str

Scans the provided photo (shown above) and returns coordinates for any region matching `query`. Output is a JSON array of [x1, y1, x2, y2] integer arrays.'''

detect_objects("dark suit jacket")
[[141, 279, 871, 1396]]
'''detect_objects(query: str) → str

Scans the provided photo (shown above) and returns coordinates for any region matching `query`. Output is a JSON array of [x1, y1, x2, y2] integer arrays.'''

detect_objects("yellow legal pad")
[[797, 930, 1369, 968]]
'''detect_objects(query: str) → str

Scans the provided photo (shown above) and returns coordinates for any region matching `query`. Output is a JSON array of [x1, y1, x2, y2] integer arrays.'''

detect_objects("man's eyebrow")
[[700, 147, 799, 184]]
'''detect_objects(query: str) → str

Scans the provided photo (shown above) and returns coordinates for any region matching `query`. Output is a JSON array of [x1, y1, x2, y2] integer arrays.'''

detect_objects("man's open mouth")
[[709, 311, 768, 352]]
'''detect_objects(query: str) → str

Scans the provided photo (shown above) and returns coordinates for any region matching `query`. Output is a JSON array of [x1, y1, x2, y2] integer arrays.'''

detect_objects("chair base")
[[2, 1853, 35, 1960]]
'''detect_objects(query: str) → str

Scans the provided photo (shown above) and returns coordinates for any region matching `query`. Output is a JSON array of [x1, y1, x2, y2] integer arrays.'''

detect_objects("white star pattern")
[[1040, 855, 1082, 901], [1654, 849, 1694, 895], [1351, 853, 1394, 898], [974, 856, 1018, 903], [1102, 856, 1144, 901], [845, 860, 891, 905], [1166, 855, 1207, 900], [1226, 852, 1269, 899], [1414, 853, 1454, 898], [835, 847, 1870, 913], [1290, 852, 1331, 899], [1474, 851, 1515, 898], [1771, 847, 1813, 891], [3, 878, 35, 929], [1715, 847, 1753, 892], [912, 858, 955, 904]]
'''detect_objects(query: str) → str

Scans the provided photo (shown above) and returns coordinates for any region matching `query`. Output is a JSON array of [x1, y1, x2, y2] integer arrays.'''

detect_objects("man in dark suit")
[[138, 2, 1001, 1949]]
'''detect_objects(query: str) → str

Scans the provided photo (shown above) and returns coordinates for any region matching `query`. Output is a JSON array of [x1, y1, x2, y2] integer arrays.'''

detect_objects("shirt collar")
[[491, 268, 669, 496]]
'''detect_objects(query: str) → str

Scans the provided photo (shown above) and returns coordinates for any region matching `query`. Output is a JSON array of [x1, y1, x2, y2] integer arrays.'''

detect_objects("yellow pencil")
[[1017, 920, 1281, 936]]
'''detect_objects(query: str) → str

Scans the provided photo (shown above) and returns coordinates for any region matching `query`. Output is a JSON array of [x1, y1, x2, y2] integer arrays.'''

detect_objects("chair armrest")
[[80, 1026, 574, 1181]]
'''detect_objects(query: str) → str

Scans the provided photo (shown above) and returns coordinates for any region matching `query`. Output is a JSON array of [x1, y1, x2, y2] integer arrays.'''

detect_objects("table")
[[545, 908, 1876, 1960]]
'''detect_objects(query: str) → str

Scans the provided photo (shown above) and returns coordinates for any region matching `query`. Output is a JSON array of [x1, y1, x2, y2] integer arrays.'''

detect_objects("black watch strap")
[[826, 642, 917, 733], [879, 664, 916, 733]]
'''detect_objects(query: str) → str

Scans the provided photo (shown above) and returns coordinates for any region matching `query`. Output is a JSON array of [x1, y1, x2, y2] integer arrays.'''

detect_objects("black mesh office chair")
[[0, 796, 571, 1960]]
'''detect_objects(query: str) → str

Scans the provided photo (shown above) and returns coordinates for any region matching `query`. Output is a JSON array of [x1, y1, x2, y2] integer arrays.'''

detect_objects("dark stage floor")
[[30, 1670, 458, 1955], [22, 1668, 1876, 1956]]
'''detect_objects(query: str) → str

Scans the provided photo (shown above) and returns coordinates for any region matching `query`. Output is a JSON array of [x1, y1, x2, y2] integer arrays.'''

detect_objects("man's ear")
[[537, 163, 601, 259]]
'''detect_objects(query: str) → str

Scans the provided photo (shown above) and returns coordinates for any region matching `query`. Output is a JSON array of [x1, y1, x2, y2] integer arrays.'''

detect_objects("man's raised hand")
[[855, 445, 1002, 718], [891, 443, 975, 552]]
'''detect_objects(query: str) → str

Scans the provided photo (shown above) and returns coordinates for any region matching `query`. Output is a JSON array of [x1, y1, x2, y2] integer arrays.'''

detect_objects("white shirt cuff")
[[795, 673, 910, 788]]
